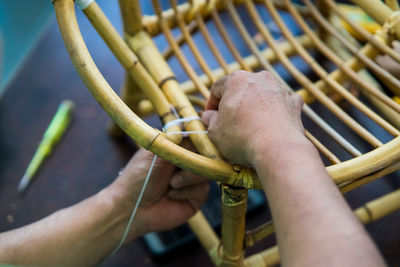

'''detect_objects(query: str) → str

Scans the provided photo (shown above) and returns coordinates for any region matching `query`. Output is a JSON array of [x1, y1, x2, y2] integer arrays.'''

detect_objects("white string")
[[109, 154, 158, 258], [75, 0, 94, 10], [170, 105, 180, 120], [163, 116, 201, 132], [108, 116, 208, 258], [166, 130, 208, 135]]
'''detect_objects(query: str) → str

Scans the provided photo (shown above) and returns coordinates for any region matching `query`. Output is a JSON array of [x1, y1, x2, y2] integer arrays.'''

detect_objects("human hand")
[[108, 147, 209, 239], [202, 71, 305, 166]]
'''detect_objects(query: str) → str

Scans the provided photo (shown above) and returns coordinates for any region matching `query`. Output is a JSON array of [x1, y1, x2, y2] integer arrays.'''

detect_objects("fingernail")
[[170, 175, 182, 188]]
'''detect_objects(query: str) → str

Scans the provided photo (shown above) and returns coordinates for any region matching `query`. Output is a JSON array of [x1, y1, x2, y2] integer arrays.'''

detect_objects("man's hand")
[[0, 146, 209, 267], [201, 71, 385, 267], [108, 148, 209, 238], [202, 70, 304, 166]]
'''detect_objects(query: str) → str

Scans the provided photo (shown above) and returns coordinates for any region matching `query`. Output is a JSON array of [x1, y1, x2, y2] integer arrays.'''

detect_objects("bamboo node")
[[127, 31, 152, 53], [222, 187, 247, 207], [145, 131, 161, 150], [159, 76, 178, 88]]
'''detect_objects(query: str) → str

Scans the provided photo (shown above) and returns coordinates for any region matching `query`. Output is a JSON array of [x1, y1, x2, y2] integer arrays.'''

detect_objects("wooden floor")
[[0, 1, 399, 266]]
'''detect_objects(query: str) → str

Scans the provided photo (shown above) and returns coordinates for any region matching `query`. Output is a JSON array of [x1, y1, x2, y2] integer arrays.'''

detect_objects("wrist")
[[97, 185, 144, 241], [250, 135, 317, 176], [249, 132, 310, 163]]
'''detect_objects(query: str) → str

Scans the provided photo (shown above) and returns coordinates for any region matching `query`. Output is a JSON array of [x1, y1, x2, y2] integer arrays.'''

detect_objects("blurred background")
[[0, 0, 399, 266]]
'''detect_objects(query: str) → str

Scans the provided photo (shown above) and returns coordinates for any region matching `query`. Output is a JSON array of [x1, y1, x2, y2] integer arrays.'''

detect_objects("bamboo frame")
[[54, 0, 400, 266], [141, 0, 311, 36], [108, 0, 144, 139]]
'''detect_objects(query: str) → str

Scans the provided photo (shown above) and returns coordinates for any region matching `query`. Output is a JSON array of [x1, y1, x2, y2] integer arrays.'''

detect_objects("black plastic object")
[[142, 182, 266, 260]]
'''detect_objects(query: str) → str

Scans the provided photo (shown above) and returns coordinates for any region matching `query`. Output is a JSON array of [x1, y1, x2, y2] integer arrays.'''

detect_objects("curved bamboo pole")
[[136, 94, 206, 116], [171, 0, 217, 84], [244, 0, 383, 148], [285, 0, 400, 117], [162, 20, 198, 60], [108, 0, 145, 139], [386, 0, 399, 11], [117, 0, 221, 257], [355, 188, 400, 224], [349, 0, 393, 25], [142, 0, 310, 36], [223, 0, 363, 158], [327, 17, 400, 130], [179, 34, 313, 95], [55, 0, 400, 190], [83, 2, 183, 144], [118, 0, 142, 35], [54, 0, 261, 190], [211, 7, 252, 72], [303, 0, 400, 96], [55, 2, 400, 265], [222, 0, 362, 159], [266, 1, 400, 137], [107, 75, 145, 139], [340, 161, 400, 193], [324, 0, 400, 65], [152, 0, 210, 99], [226, 1, 354, 164], [195, 11, 230, 74], [138, 35, 315, 117]]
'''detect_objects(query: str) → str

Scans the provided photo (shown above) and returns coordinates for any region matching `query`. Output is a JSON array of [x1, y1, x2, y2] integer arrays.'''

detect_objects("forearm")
[[253, 139, 385, 267], [0, 187, 137, 267]]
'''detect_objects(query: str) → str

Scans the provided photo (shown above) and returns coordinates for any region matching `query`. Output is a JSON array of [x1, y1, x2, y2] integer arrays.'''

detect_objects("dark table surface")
[[0, 1, 400, 266]]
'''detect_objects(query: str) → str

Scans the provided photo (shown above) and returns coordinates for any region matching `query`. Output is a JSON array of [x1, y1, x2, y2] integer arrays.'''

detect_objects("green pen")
[[17, 100, 74, 194]]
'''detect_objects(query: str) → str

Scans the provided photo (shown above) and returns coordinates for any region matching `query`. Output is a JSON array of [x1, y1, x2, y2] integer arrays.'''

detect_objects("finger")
[[170, 170, 211, 189], [129, 149, 154, 165], [206, 76, 228, 110], [131, 149, 171, 172], [168, 183, 210, 209], [290, 93, 304, 112], [120, 149, 174, 184], [202, 110, 218, 127]]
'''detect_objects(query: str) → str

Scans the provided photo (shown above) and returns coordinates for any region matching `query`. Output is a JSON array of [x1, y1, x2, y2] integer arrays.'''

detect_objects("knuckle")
[[213, 76, 226, 89], [258, 70, 275, 83], [292, 93, 304, 109], [259, 70, 273, 78], [230, 70, 249, 80]]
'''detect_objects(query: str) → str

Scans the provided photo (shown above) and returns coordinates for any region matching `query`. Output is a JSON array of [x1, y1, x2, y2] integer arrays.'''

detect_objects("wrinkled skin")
[[202, 70, 304, 166]]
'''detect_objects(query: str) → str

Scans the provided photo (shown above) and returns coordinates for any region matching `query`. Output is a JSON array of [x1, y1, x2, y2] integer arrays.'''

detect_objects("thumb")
[[202, 110, 218, 127]]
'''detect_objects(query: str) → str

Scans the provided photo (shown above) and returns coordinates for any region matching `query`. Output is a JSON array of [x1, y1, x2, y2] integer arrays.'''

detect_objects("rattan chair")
[[54, 0, 400, 266]]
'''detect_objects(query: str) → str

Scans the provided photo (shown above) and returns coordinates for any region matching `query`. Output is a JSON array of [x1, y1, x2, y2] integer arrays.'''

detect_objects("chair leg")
[[221, 186, 248, 267]]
